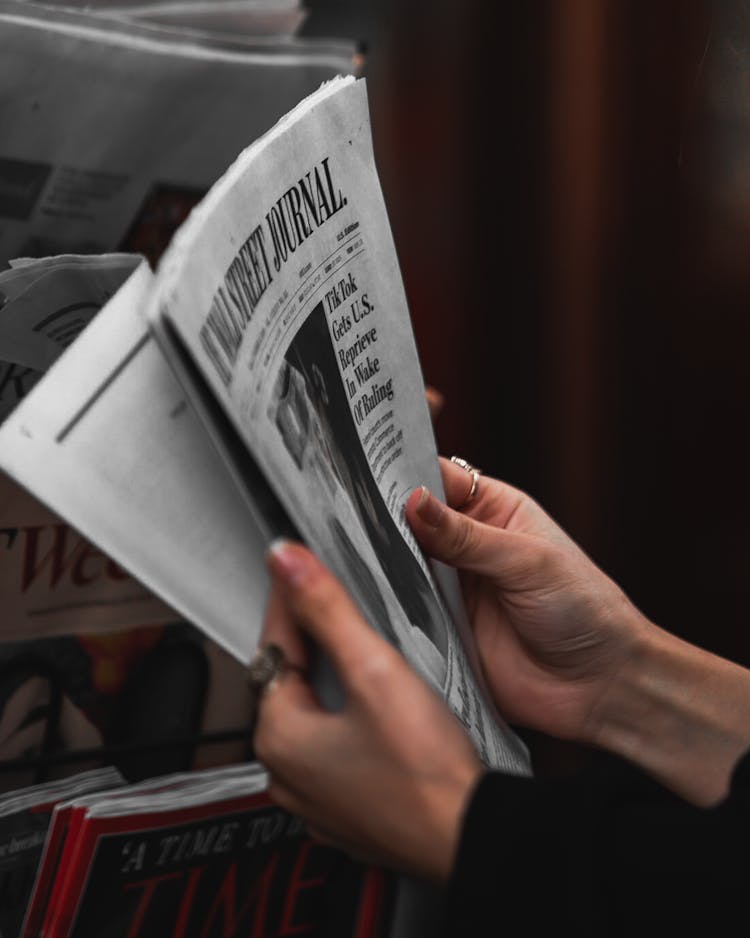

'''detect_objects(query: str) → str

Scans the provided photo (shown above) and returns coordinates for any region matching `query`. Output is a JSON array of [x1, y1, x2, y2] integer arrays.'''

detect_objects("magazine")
[[0, 75, 530, 773], [32, 764, 391, 938], [25, 763, 263, 938], [0, 766, 123, 938]]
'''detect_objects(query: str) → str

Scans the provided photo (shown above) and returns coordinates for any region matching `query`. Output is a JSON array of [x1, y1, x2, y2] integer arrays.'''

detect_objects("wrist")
[[418, 764, 484, 885], [589, 618, 750, 805]]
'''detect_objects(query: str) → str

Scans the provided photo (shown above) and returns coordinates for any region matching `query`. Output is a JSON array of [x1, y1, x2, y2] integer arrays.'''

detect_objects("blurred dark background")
[[303, 1, 750, 765]]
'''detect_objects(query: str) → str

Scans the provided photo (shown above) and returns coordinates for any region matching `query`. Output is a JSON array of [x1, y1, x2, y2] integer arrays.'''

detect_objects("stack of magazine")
[[0, 764, 391, 937]]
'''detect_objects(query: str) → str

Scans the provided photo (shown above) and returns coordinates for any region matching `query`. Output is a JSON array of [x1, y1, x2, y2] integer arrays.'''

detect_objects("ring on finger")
[[450, 455, 482, 504], [247, 643, 307, 698]]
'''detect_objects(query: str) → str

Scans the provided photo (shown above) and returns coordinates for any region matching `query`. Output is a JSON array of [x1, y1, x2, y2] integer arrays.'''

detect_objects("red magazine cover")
[[21, 800, 76, 938], [32, 766, 268, 937], [43, 786, 392, 938], [29, 765, 266, 937], [39, 800, 92, 936]]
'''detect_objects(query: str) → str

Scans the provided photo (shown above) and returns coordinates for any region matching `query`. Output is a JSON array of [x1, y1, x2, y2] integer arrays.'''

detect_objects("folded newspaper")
[[0, 76, 530, 774]]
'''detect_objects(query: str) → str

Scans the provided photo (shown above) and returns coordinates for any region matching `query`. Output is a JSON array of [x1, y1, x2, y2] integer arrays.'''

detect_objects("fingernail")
[[267, 539, 312, 586], [415, 485, 445, 527]]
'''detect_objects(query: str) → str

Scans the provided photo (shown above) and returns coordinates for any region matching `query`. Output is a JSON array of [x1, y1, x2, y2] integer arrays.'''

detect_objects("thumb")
[[406, 485, 537, 581], [266, 540, 401, 692]]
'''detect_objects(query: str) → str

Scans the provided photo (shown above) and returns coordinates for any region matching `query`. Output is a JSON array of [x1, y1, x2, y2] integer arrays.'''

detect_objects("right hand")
[[253, 541, 483, 882], [405, 458, 651, 746]]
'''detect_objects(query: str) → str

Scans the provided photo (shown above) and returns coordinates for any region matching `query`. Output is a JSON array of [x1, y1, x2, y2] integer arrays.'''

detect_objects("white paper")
[[0, 260, 270, 659]]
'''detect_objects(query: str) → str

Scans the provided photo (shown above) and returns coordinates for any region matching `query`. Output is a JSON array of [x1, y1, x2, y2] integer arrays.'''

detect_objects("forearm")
[[590, 620, 750, 805]]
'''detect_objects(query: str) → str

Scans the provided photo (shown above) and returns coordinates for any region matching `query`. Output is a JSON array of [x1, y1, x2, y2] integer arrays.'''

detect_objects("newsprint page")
[[149, 76, 530, 774]]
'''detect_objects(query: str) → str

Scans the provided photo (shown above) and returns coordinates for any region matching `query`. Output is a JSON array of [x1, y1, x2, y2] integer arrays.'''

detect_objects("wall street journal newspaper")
[[0, 75, 530, 774], [147, 76, 529, 773]]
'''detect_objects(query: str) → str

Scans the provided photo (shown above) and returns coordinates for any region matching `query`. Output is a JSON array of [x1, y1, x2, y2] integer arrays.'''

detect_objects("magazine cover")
[[24, 764, 260, 938], [44, 786, 392, 938]]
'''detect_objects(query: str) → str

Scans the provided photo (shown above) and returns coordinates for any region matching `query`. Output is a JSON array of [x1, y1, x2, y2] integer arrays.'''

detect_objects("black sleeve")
[[443, 749, 750, 937]]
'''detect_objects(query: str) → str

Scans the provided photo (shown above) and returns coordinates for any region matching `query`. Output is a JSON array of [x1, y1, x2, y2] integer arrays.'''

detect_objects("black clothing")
[[445, 750, 750, 936]]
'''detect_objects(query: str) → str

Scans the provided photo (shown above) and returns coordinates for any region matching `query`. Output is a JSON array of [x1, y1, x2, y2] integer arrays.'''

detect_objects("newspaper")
[[0, 253, 138, 419], [104, 1, 309, 37], [0, 0, 355, 267], [0, 255, 180, 638], [0, 257, 273, 649], [11, 0, 308, 37], [0, 0, 353, 639], [147, 75, 530, 773], [0, 72, 529, 772]]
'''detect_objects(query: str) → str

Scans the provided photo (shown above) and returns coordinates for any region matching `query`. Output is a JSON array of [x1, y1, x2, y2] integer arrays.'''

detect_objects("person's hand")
[[253, 541, 483, 882], [405, 458, 649, 747], [406, 459, 750, 806]]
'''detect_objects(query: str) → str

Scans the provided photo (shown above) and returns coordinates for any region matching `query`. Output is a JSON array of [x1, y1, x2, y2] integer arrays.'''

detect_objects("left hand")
[[252, 541, 483, 883]]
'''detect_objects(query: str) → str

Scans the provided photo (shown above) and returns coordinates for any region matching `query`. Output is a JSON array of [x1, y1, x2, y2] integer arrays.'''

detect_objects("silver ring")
[[248, 643, 308, 698], [450, 455, 481, 502], [247, 643, 286, 696]]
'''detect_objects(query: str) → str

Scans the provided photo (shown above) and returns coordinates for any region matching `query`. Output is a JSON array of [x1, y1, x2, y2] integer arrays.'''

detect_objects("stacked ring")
[[450, 455, 482, 503]]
